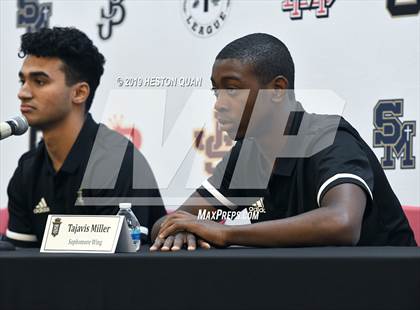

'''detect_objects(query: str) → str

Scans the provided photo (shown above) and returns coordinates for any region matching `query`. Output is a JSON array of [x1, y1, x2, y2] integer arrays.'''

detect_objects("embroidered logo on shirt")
[[33, 198, 50, 214], [248, 198, 266, 215], [76, 188, 85, 206]]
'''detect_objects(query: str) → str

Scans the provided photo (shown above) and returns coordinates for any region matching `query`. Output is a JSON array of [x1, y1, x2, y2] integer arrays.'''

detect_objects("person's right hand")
[[150, 232, 210, 251]]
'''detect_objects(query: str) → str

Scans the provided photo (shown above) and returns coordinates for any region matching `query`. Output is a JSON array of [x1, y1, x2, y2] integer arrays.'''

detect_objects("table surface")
[[1, 244, 420, 256], [1, 246, 419, 310]]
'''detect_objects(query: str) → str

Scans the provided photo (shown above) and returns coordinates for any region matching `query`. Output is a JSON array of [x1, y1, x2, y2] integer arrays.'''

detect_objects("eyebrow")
[[221, 76, 241, 82], [211, 76, 242, 86], [18, 71, 50, 79]]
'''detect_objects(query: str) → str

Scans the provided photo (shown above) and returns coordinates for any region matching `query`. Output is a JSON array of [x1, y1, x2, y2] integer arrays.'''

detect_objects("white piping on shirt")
[[317, 173, 373, 207], [6, 229, 38, 242], [202, 180, 237, 210]]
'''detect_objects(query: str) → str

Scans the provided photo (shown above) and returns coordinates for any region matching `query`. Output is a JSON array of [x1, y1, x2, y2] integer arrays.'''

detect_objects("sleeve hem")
[[6, 229, 38, 242], [317, 173, 373, 207]]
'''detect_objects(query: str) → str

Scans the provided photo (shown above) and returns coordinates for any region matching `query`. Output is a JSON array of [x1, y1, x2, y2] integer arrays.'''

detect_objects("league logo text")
[[182, 0, 231, 37]]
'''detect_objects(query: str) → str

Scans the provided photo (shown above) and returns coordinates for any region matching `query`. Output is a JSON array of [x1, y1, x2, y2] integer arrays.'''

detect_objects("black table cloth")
[[1, 246, 419, 310]]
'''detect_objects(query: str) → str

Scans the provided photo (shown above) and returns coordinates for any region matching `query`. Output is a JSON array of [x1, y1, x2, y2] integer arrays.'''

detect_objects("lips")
[[216, 117, 237, 133], [20, 104, 35, 113]]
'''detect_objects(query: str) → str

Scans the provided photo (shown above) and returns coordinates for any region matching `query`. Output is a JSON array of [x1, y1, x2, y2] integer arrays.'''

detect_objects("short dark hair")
[[19, 27, 105, 113], [216, 33, 295, 89]]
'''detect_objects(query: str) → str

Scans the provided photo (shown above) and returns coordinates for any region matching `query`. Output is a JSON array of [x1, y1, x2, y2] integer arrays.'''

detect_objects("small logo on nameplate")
[[51, 218, 62, 237]]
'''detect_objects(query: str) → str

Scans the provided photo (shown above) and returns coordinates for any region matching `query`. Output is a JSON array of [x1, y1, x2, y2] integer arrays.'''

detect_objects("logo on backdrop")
[[281, 0, 335, 20], [387, 0, 419, 16], [373, 99, 416, 169], [108, 115, 142, 150], [193, 113, 233, 174], [17, 0, 52, 32], [98, 0, 126, 40], [182, 0, 231, 38]]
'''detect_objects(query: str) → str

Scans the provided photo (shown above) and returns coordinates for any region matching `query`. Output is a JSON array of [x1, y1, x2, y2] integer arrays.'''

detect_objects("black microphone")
[[0, 240, 15, 251], [0, 115, 28, 140], [0, 235, 15, 251]]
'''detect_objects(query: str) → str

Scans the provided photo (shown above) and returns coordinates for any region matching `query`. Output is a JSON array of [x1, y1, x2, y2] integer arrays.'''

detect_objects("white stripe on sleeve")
[[202, 180, 237, 210], [317, 173, 373, 207]]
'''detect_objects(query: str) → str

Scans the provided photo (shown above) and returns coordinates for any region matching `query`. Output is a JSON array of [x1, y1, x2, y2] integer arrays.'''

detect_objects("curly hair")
[[216, 33, 295, 90], [19, 27, 106, 113]]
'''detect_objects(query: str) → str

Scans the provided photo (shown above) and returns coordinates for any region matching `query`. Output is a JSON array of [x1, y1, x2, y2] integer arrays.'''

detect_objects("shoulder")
[[302, 113, 364, 153], [16, 142, 44, 172], [304, 113, 359, 137], [8, 143, 44, 189]]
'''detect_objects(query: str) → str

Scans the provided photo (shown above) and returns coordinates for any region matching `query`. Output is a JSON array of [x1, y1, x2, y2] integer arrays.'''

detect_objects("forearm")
[[225, 206, 361, 247]]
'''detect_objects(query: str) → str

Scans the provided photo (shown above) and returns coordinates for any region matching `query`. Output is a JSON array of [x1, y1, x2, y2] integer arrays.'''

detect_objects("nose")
[[18, 82, 32, 101], [214, 91, 229, 113]]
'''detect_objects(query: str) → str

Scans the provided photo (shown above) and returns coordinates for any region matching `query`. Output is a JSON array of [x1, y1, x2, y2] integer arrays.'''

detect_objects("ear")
[[270, 76, 289, 103], [72, 82, 90, 107]]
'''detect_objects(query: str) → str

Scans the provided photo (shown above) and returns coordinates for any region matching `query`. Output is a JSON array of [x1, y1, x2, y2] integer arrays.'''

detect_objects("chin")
[[23, 115, 37, 127], [26, 117, 45, 130]]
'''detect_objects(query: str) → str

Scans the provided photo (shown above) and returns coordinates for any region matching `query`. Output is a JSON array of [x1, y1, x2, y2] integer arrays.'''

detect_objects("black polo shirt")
[[197, 111, 417, 246], [6, 114, 166, 247]]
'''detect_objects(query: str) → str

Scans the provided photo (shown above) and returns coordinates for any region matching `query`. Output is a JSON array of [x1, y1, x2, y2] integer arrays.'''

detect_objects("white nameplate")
[[40, 215, 137, 253]]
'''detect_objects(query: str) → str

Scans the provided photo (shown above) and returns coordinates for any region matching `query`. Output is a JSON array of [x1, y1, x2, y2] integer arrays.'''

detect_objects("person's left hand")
[[157, 210, 231, 248]]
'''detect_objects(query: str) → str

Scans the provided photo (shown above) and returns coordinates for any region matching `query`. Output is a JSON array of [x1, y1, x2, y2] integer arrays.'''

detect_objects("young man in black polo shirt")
[[151, 33, 416, 250], [6, 27, 165, 247]]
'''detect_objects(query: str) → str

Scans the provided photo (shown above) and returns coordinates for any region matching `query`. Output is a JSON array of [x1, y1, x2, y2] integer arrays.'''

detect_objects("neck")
[[253, 98, 298, 167], [255, 119, 288, 165], [43, 113, 86, 172]]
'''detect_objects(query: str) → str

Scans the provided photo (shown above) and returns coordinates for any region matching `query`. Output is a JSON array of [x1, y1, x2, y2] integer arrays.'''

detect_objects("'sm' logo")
[[17, 0, 52, 33], [373, 99, 416, 169]]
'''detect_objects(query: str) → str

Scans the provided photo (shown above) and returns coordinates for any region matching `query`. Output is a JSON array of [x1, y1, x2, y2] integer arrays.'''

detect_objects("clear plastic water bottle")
[[117, 203, 141, 251]]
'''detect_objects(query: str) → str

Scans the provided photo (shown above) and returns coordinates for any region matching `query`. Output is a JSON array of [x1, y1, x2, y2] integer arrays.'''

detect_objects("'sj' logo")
[[98, 0, 126, 40]]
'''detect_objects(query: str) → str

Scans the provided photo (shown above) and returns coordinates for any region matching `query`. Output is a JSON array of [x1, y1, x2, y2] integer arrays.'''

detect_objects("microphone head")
[[10, 115, 29, 135]]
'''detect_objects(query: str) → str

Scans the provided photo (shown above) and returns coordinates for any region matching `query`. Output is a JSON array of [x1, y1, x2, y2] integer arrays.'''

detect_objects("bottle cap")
[[119, 203, 132, 209]]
